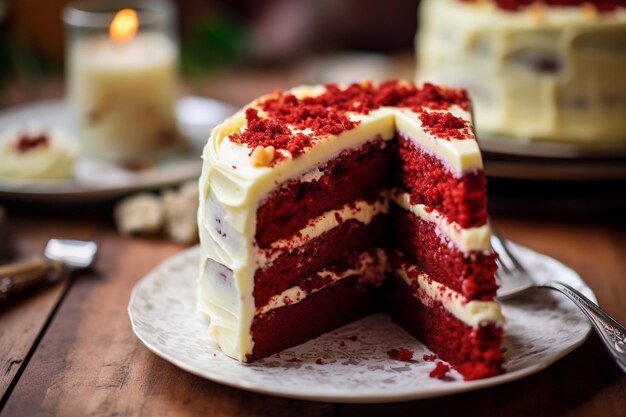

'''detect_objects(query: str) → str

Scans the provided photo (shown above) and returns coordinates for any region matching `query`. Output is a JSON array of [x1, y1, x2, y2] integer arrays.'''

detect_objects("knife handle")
[[0, 258, 65, 302]]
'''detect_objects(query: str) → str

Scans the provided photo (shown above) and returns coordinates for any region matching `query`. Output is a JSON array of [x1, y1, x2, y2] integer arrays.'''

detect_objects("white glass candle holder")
[[64, 0, 180, 163]]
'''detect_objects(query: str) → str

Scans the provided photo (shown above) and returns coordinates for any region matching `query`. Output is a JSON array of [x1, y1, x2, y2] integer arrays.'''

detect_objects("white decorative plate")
[[128, 243, 594, 403], [0, 97, 236, 202]]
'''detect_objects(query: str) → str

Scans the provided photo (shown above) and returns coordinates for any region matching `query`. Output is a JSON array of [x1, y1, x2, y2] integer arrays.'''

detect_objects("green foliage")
[[180, 15, 250, 74]]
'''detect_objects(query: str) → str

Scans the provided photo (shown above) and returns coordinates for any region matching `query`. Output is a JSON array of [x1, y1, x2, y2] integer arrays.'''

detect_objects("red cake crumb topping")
[[308, 81, 470, 114], [429, 361, 452, 380], [478, 0, 625, 11], [423, 354, 438, 362], [419, 111, 471, 140], [16, 133, 48, 153], [315, 358, 325, 365], [229, 108, 312, 161], [259, 93, 358, 136], [348, 335, 358, 342], [387, 348, 414, 362], [230, 81, 470, 159]]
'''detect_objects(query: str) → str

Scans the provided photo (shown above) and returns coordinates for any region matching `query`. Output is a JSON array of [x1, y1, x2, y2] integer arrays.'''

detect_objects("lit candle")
[[67, 6, 179, 162]]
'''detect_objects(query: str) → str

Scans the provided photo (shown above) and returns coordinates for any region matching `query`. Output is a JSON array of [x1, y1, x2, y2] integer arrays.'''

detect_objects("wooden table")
[[1, 206, 625, 417]]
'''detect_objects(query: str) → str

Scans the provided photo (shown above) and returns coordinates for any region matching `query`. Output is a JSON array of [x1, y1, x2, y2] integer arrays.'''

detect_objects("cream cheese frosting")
[[396, 262, 504, 328], [197, 83, 487, 361], [0, 126, 79, 180], [256, 249, 387, 316], [417, 0, 626, 143], [256, 195, 389, 267], [390, 189, 491, 253]]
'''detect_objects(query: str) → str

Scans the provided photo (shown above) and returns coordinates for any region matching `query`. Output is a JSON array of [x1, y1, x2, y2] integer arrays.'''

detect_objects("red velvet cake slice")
[[198, 81, 504, 380]]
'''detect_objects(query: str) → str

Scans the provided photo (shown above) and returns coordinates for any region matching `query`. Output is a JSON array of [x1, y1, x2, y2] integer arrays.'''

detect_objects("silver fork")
[[492, 229, 626, 374]]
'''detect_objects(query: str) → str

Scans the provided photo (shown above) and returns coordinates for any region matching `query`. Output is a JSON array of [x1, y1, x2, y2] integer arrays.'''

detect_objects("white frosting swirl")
[[0, 126, 79, 179]]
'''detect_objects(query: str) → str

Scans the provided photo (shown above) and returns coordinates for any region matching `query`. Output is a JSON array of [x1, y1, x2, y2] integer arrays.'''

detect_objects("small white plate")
[[128, 243, 594, 403], [0, 97, 237, 202]]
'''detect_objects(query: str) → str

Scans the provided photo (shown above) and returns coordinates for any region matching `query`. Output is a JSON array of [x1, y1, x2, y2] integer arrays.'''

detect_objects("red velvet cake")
[[198, 81, 504, 380]]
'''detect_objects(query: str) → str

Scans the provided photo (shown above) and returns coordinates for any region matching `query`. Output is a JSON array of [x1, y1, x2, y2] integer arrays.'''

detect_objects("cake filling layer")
[[256, 196, 389, 267], [390, 189, 490, 253], [256, 249, 387, 316], [391, 211, 498, 300], [395, 262, 503, 327], [253, 212, 388, 308]]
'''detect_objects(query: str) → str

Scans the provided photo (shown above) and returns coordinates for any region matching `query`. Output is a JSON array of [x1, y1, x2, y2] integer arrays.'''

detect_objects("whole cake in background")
[[197, 81, 504, 380], [417, 0, 626, 144]]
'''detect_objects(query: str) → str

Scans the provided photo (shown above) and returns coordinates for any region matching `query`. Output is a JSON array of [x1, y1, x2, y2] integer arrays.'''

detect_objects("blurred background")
[[0, 0, 419, 108], [0, 0, 624, 219]]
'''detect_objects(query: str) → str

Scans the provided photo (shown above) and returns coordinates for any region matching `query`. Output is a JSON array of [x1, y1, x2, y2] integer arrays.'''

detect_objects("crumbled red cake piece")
[[16, 134, 48, 153], [387, 348, 414, 362], [348, 335, 358, 342], [429, 361, 452, 380], [423, 354, 438, 362], [315, 358, 325, 365], [481, 0, 625, 11], [419, 111, 471, 140], [231, 81, 470, 159]]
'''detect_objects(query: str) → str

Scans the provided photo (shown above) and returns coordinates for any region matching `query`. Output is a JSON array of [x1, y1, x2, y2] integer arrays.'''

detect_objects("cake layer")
[[394, 261, 503, 326], [390, 189, 490, 253], [390, 273, 504, 380], [396, 133, 487, 228], [254, 213, 388, 308], [255, 138, 393, 247], [391, 205, 497, 300], [256, 249, 387, 316], [249, 273, 381, 362], [257, 195, 389, 266]]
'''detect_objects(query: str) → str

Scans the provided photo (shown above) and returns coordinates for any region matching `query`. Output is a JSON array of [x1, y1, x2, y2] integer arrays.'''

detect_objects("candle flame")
[[109, 9, 138, 42]]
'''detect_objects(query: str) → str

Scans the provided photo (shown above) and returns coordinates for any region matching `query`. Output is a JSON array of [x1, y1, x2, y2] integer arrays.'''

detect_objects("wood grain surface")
[[0, 211, 624, 417], [0, 218, 98, 401]]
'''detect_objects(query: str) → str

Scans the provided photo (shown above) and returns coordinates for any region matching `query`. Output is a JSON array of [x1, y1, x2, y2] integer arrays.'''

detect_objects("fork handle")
[[0, 258, 65, 302], [542, 281, 626, 374]]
